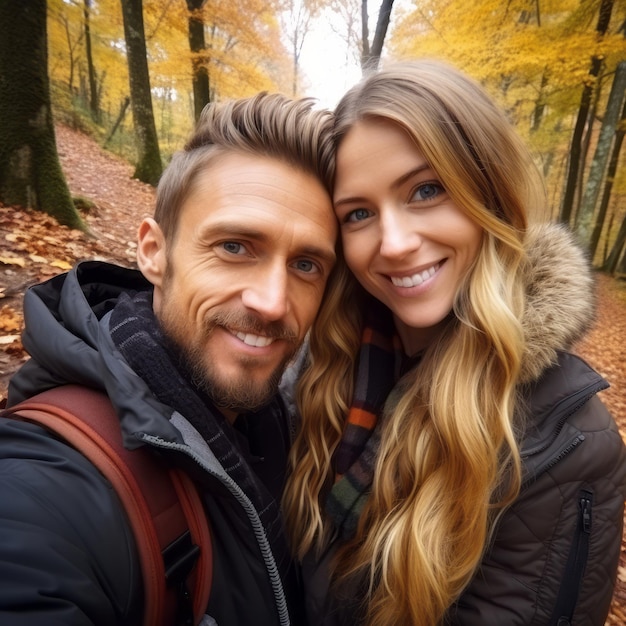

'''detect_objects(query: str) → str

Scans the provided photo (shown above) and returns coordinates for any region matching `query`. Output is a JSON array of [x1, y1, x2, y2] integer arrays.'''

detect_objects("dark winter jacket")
[[0, 261, 300, 626], [301, 224, 626, 626]]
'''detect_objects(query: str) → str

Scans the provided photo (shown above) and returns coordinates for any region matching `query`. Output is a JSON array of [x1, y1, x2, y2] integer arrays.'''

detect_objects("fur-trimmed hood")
[[519, 222, 595, 384]]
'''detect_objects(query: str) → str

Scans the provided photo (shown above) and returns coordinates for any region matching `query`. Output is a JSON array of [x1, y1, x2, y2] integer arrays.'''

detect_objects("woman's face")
[[333, 118, 483, 355]]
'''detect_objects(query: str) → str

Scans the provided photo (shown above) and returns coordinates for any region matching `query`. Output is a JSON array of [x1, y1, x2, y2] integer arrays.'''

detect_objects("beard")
[[160, 297, 299, 413], [185, 340, 290, 412]]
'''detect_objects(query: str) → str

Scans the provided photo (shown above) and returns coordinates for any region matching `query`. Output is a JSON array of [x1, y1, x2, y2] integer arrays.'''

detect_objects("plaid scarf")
[[326, 299, 404, 539]]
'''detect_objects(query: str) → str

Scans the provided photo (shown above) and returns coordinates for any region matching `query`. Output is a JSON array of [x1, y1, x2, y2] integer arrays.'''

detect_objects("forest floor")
[[1, 123, 626, 623]]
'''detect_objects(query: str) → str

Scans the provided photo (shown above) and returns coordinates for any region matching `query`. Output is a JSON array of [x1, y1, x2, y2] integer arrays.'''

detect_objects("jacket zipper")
[[521, 377, 606, 459], [523, 435, 585, 489], [550, 489, 593, 625], [141, 434, 291, 626]]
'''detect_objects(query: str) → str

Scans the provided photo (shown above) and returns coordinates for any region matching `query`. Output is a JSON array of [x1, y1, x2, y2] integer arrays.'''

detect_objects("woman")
[[282, 60, 626, 626]]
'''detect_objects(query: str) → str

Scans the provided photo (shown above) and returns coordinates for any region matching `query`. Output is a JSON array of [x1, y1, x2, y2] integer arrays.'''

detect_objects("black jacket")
[[1, 261, 299, 626]]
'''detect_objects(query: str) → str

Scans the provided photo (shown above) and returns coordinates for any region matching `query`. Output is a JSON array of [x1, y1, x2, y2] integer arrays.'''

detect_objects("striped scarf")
[[326, 299, 404, 539]]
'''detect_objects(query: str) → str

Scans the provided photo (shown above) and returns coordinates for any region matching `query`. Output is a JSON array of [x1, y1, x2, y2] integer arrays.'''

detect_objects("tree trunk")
[[618, 243, 626, 274], [120, 0, 162, 185], [558, 0, 614, 225], [104, 96, 131, 147], [573, 83, 603, 225], [577, 61, 626, 250], [590, 96, 626, 259], [602, 214, 626, 275], [186, 0, 210, 123], [84, 0, 99, 122], [360, 0, 370, 67], [0, 0, 84, 230], [361, 0, 395, 71], [531, 72, 549, 132]]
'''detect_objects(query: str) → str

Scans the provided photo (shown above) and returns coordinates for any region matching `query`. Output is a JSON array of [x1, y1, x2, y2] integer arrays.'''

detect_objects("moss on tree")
[[0, 0, 85, 231]]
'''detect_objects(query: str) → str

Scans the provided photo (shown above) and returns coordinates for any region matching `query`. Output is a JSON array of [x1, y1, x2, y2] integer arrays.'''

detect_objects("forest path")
[[0, 123, 625, 622]]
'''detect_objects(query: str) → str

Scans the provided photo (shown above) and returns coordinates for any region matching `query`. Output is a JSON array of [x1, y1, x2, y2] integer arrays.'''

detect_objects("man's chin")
[[183, 339, 297, 412], [193, 368, 282, 412], [212, 387, 276, 414]]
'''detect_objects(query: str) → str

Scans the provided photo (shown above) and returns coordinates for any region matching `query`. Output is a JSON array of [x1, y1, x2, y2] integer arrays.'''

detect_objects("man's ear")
[[137, 218, 167, 288]]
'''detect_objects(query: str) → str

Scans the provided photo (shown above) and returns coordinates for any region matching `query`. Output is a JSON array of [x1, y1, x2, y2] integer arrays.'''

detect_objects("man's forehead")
[[183, 153, 334, 223]]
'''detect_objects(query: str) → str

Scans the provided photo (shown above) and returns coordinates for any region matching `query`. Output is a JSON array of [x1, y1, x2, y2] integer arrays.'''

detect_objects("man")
[[0, 93, 337, 625]]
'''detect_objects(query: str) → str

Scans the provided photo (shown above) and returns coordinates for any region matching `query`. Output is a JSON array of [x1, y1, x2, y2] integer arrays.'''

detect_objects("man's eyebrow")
[[298, 244, 336, 266], [199, 223, 270, 242]]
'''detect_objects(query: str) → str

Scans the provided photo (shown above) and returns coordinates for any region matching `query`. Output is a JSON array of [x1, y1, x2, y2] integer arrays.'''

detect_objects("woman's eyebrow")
[[334, 163, 433, 208]]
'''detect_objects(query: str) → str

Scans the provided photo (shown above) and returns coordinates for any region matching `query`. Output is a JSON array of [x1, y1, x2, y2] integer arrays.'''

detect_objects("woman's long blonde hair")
[[283, 60, 546, 626]]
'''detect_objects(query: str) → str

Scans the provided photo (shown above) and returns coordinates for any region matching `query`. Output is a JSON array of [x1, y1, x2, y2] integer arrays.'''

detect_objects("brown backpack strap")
[[3, 385, 212, 625], [169, 469, 213, 623]]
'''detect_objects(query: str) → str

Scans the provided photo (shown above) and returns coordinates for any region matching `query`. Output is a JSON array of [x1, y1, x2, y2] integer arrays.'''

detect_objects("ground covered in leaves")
[[0, 123, 625, 622]]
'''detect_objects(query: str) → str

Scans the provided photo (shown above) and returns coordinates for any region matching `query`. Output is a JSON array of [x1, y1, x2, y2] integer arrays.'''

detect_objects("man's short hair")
[[154, 92, 335, 243]]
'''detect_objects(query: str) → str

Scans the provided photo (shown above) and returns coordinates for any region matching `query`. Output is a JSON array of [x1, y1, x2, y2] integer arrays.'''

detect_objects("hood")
[[9, 261, 149, 400], [7, 261, 184, 448], [519, 222, 595, 384]]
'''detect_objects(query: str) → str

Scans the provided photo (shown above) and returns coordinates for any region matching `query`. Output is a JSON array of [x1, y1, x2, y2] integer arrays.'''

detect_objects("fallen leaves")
[[0, 305, 21, 333], [1, 122, 154, 398], [0, 255, 25, 267]]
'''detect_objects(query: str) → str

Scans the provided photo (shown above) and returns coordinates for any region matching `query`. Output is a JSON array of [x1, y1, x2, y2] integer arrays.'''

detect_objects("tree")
[[360, 0, 395, 71], [48, 0, 85, 95], [84, 0, 100, 121], [0, 0, 84, 230], [282, 0, 321, 96], [558, 0, 615, 225], [602, 214, 626, 274], [186, 0, 210, 122], [329, 0, 361, 68], [591, 97, 626, 260], [577, 61, 626, 250], [325, 0, 395, 82], [120, 0, 162, 185]]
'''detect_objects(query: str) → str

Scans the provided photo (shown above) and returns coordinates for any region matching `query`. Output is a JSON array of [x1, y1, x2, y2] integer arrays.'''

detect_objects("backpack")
[[1, 384, 212, 626]]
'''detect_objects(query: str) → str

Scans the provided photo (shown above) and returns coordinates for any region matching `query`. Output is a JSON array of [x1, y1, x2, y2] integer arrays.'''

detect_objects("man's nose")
[[241, 265, 289, 321]]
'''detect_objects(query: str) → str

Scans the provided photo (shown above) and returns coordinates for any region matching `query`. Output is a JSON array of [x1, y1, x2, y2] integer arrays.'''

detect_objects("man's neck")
[[220, 406, 239, 425]]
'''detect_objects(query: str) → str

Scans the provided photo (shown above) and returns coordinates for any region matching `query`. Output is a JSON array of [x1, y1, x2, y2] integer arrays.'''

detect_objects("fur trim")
[[519, 222, 595, 383]]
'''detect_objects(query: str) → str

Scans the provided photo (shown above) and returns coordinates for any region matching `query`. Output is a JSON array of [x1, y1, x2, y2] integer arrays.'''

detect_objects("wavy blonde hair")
[[283, 60, 546, 625]]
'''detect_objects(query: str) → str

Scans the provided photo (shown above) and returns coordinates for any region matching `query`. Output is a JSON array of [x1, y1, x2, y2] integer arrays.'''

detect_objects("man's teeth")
[[235, 331, 275, 347], [391, 264, 439, 288]]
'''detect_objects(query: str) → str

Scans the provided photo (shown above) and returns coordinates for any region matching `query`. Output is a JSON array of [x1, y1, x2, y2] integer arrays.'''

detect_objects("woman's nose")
[[379, 209, 422, 260]]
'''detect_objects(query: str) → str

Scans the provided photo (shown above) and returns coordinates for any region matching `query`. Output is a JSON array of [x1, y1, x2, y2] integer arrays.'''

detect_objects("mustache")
[[203, 310, 298, 342]]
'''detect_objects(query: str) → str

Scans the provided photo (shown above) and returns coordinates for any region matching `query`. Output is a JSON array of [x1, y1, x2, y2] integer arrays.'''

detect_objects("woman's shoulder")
[[521, 351, 610, 438], [519, 350, 624, 481]]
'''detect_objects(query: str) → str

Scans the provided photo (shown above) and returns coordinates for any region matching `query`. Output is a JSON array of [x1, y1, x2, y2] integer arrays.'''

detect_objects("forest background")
[[0, 0, 625, 623]]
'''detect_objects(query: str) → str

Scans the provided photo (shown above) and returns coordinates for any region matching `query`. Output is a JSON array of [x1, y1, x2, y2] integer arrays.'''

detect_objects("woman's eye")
[[413, 182, 444, 201], [221, 241, 244, 254], [345, 208, 372, 222]]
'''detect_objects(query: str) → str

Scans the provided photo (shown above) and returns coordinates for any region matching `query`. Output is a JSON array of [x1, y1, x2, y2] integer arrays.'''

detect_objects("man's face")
[[138, 152, 336, 418]]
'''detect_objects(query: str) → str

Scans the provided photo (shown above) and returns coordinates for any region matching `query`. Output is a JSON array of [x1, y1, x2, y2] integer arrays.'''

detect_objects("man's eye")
[[345, 208, 372, 223], [413, 182, 444, 201], [292, 259, 318, 274], [221, 242, 244, 254]]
